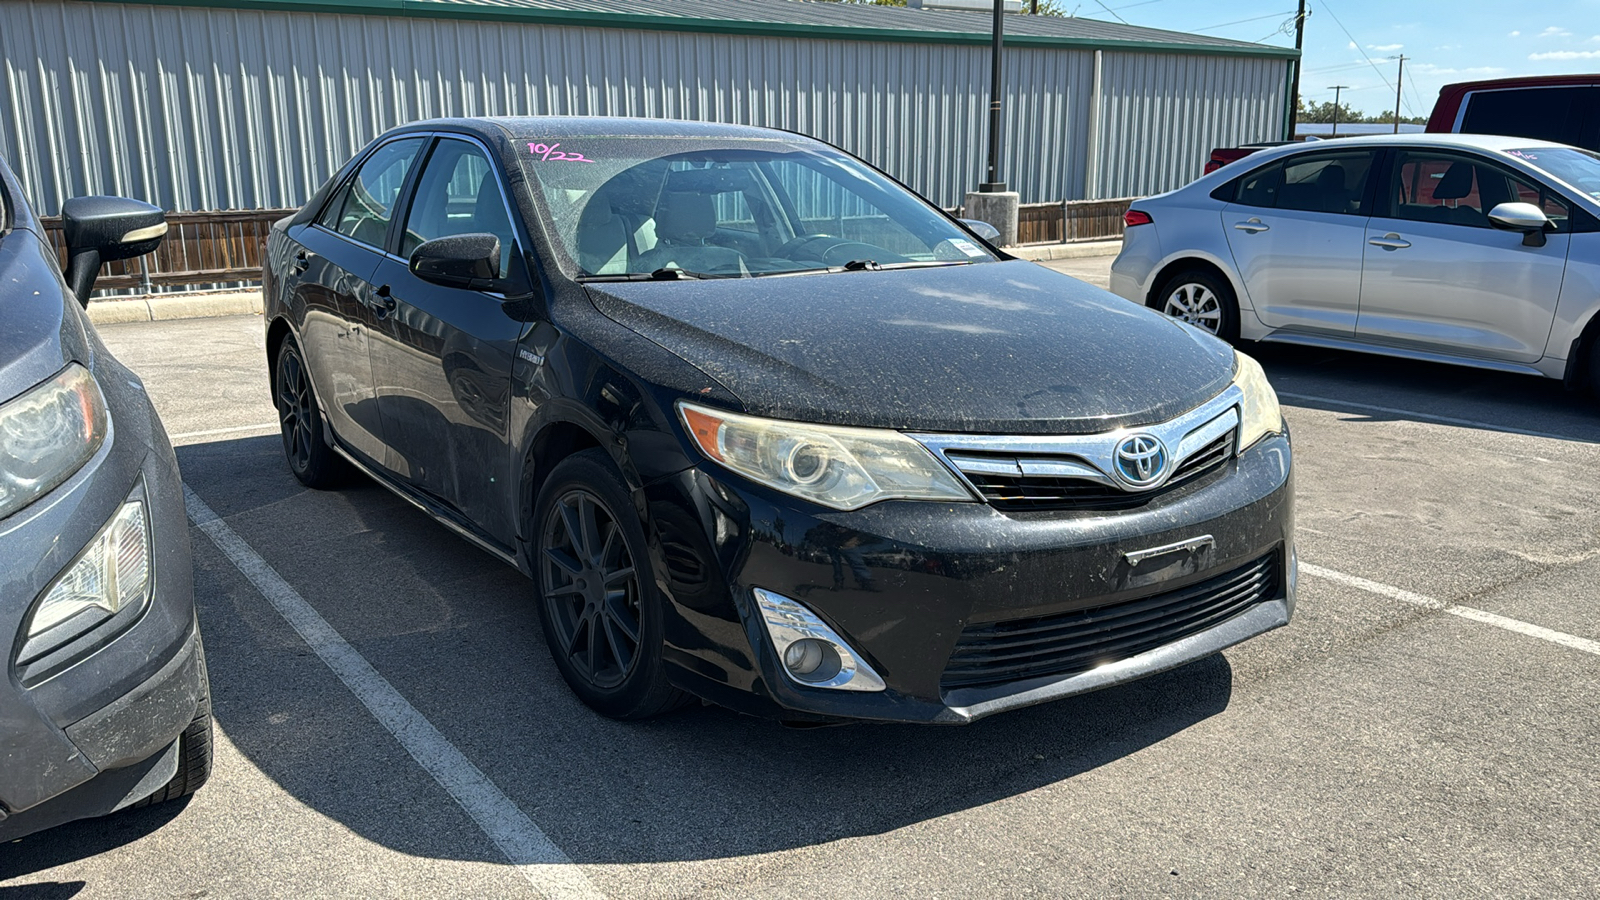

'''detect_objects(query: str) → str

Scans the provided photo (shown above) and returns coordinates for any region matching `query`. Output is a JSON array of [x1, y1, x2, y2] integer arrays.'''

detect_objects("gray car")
[[0, 154, 210, 840], [1112, 134, 1600, 391]]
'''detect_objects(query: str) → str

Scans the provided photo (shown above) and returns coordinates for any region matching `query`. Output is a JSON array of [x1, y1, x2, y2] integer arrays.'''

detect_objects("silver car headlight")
[[26, 488, 152, 640], [1232, 350, 1283, 452], [678, 401, 973, 511], [0, 363, 108, 521]]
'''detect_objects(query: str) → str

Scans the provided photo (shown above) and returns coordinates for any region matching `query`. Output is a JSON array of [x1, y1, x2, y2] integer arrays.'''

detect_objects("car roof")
[[385, 116, 808, 144]]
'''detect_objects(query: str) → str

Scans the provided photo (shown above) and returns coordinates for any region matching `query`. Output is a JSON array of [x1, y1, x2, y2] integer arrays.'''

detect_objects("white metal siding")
[[0, 1, 1287, 215]]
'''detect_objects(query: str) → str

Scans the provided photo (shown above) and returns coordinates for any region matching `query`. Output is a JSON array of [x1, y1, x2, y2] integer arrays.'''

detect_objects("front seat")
[[636, 191, 746, 273], [1315, 163, 1352, 214], [1429, 161, 1487, 227]]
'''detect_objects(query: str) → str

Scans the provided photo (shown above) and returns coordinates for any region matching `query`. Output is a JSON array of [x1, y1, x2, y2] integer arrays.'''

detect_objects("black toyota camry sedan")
[[263, 117, 1294, 725]]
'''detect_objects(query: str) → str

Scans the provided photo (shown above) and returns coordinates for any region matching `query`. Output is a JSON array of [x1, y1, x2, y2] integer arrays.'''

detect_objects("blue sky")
[[1081, 0, 1600, 118]]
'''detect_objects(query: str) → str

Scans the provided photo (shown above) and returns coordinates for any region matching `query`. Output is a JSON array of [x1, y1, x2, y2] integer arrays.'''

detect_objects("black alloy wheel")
[[533, 449, 687, 719], [541, 487, 642, 689], [274, 337, 346, 489]]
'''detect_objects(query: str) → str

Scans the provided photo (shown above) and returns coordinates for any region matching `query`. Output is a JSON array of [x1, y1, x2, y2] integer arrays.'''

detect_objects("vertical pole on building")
[[1288, 0, 1306, 137], [1393, 55, 1407, 133], [1329, 85, 1349, 138], [981, 0, 1007, 192]]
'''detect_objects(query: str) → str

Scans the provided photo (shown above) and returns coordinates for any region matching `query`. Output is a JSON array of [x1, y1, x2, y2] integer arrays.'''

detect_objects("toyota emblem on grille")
[[1113, 434, 1169, 488]]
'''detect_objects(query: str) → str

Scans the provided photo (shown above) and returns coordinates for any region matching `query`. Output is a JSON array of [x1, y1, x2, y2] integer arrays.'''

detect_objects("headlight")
[[678, 402, 973, 511], [1232, 350, 1283, 452], [0, 363, 108, 521], [25, 489, 151, 641]]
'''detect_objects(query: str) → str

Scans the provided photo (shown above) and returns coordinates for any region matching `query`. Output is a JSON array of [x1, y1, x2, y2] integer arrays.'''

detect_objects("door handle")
[[1233, 219, 1270, 234], [1368, 234, 1412, 251], [372, 284, 397, 317], [292, 249, 312, 273]]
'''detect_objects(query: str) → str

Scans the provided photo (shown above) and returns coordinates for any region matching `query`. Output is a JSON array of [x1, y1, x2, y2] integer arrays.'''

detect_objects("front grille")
[[941, 550, 1280, 691], [955, 430, 1235, 512]]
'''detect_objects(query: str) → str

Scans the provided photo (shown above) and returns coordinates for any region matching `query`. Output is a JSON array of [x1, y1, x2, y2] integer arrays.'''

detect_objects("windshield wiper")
[[832, 259, 976, 274], [578, 266, 718, 282], [843, 259, 881, 271]]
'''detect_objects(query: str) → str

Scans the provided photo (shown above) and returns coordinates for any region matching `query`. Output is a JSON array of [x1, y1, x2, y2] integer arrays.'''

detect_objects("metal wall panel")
[[1092, 51, 1288, 200], [0, 1, 1286, 216]]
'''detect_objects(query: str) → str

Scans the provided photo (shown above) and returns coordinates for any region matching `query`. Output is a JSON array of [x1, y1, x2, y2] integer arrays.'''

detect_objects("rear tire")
[[1587, 337, 1600, 398], [275, 336, 348, 489], [130, 638, 213, 809], [533, 449, 689, 720], [1152, 268, 1240, 342]]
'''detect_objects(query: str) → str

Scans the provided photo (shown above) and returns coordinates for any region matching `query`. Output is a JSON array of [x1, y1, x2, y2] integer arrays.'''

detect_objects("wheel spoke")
[[597, 523, 619, 568], [543, 582, 585, 598], [559, 502, 587, 560], [604, 593, 641, 643], [601, 614, 632, 673], [602, 566, 635, 585], [565, 612, 589, 660], [544, 546, 584, 575], [577, 497, 602, 565], [584, 610, 600, 675]]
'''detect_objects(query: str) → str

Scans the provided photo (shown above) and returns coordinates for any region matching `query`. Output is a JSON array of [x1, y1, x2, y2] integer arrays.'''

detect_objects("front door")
[[367, 137, 534, 548], [1357, 149, 1572, 363], [293, 137, 425, 465], [1220, 148, 1378, 335]]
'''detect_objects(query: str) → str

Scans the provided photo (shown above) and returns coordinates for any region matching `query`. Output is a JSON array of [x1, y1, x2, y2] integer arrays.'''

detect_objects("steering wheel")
[[773, 234, 836, 259]]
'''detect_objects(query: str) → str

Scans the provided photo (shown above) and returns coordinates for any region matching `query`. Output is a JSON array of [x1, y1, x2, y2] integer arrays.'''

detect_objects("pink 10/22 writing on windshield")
[[529, 142, 594, 163]]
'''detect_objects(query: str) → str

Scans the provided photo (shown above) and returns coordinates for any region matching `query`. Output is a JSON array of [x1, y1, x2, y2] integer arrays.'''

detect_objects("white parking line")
[[1303, 562, 1600, 658], [170, 422, 281, 444], [184, 487, 605, 900], [1277, 392, 1579, 442]]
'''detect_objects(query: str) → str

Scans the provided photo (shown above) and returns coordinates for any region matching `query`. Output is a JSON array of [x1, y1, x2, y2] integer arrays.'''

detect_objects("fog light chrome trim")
[[752, 588, 886, 692]]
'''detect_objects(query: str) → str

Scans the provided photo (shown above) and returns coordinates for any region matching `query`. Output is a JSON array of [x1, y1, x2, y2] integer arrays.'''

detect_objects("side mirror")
[[60, 196, 167, 307], [410, 233, 504, 290], [1487, 202, 1554, 247], [959, 218, 1002, 244]]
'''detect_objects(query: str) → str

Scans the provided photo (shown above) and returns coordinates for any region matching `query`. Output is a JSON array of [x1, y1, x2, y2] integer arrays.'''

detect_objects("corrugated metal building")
[[0, 0, 1295, 216]]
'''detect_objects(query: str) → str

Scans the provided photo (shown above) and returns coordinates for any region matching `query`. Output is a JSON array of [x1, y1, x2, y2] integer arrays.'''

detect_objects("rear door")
[[366, 136, 535, 548], [1356, 148, 1572, 363], [292, 137, 425, 466], [1220, 148, 1378, 335]]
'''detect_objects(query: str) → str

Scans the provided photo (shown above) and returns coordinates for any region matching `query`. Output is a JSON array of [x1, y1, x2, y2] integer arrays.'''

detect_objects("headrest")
[[654, 192, 717, 243], [1433, 161, 1476, 201], [1316, 164, 1346, 190]]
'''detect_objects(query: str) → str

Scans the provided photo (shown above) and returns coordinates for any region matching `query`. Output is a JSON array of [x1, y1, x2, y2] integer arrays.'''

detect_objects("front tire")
[[1153, 268, 1240, 342], [533, 449, 688, 720], [129, 638, 213, 809], [275, 336, 347, 489]]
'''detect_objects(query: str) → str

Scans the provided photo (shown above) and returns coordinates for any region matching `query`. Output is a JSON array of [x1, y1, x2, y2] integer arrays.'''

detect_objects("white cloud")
[[1508, 30, 1521, 37], [1368, 43, 1404, 51], [1347, 40, 1358, 49], [1538, 26, 1572, 38], [1529, 49, 1600, 60]]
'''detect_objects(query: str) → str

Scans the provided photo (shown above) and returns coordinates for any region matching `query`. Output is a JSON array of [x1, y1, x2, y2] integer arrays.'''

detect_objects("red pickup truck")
[[1202, 74, 1599, 175]]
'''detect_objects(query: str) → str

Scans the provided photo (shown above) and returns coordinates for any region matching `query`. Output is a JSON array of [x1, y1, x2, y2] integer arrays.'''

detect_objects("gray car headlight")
[[26, 488, 152, 640], [678, 401, 973, 511], [0, 363, 108, 521], [1232, 350, 1283, 452]]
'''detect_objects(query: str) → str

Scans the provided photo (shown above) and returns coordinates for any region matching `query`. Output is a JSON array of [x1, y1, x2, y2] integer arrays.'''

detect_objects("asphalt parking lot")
[[4, 254, 1599, 899]]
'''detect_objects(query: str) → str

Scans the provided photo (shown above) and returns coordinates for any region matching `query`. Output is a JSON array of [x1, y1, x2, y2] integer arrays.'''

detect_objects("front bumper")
[[648, 432, 1293, 724], [1, 357, 201, 837]]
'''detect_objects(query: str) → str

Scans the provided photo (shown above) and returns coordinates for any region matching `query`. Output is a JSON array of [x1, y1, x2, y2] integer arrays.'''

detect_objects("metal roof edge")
[[72, 0, 1301, 59]]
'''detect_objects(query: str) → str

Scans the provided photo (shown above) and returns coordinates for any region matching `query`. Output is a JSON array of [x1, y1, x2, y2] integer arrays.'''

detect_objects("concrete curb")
[[87, 290, 263, 326], [1009, 239, 1123, 261]]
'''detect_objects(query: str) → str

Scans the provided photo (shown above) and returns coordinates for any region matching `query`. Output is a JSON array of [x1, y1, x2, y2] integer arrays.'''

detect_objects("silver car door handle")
[[1368, 234, 1411, 250], [1233, 220, 1270, 233]]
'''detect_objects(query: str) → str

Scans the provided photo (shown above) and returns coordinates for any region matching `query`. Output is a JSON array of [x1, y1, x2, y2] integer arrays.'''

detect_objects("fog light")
[[753, 588, 885, 692]]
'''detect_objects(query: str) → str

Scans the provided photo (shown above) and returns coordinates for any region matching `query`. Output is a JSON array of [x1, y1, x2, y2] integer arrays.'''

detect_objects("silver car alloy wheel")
[[1162, 283, 1222, 334]]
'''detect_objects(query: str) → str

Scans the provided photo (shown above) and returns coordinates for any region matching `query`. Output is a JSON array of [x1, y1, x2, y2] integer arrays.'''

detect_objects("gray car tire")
[[1153, 268, 1240, 342]]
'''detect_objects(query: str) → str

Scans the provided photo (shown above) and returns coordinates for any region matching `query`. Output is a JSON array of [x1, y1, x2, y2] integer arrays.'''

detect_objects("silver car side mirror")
[[1487, 202, 1554, 248]]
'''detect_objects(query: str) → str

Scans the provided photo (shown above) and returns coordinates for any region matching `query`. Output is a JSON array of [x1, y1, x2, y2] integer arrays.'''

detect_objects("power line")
[[1091, 1, 1130, 24], [1192, 11, 1296, 34], [1316, 0, 1399, 101]]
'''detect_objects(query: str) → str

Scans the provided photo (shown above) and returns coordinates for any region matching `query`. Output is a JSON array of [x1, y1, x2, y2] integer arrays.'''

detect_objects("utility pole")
[[1328, 85, 1350, 138], [1392, 55, 1408, 133], [1288, 0, 1307, 136], [982, 0, 1007, 192]]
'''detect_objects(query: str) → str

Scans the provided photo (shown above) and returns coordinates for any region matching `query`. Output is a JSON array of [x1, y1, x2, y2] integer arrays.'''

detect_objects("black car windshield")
[[1508, 147, 1600, 201], [517, 137, 995, 278]]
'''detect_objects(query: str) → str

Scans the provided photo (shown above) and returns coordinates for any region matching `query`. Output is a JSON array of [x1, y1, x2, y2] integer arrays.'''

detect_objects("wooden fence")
[[1018, 198, 1137, 245], [39, 208, 294, 293]]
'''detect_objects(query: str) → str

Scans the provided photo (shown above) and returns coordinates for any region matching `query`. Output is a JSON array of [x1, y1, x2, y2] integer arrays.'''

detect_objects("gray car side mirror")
[[60, 196, 167, 307], [1487, 202, 1554, 248]]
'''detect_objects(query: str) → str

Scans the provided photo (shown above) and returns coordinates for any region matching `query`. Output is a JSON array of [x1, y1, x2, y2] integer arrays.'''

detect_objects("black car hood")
[[584, 260, 1234, 434]]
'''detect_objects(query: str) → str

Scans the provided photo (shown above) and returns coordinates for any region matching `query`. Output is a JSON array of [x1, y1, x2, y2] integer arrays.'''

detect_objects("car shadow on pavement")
[[0, 802, 188, 881], [0, 883, 86, 899], [1246, 342, 1600, 445], [143, 435, 1240, 868]]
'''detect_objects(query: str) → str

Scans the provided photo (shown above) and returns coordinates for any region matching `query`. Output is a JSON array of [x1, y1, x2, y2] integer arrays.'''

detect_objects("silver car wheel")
[[1162, 283, 1223, 334]]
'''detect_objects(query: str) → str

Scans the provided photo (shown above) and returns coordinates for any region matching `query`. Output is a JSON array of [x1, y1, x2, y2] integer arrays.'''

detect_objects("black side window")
[[318, 138, 425, 249], [399, 139, 516, 279], [1460, 87, 1598, 148], [1229, 151, 1375, 216]]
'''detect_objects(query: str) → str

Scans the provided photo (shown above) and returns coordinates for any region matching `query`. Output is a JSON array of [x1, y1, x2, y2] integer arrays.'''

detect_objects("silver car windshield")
[[1508, 147, 1600, 201], [517, 137, 994, 279]]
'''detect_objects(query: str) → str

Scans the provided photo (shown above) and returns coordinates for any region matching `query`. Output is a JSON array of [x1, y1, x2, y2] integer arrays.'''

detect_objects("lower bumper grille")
[[941, 549, 1281, 691]]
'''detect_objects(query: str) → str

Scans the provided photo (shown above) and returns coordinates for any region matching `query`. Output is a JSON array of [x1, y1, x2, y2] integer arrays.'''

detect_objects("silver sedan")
[[1111, 134, 1600, 390]]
